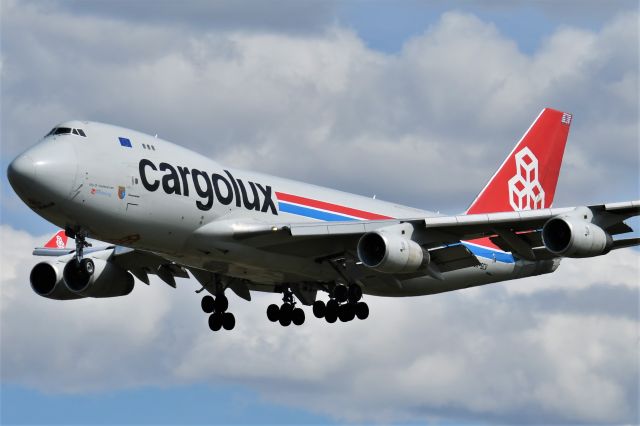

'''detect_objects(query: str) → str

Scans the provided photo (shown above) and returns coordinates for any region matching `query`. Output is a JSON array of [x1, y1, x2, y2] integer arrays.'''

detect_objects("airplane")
[[7, 108, 639, 332]]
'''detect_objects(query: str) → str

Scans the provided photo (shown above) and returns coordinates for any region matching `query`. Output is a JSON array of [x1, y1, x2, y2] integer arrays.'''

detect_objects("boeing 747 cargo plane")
[[7, 108, 639, 332]]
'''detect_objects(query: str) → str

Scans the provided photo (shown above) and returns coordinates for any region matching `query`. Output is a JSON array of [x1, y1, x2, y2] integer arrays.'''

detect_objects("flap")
[[429, 245, 480, 273]]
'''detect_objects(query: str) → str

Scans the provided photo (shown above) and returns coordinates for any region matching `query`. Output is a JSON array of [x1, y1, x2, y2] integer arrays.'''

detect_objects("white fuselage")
[[10, 121, 559, 297]]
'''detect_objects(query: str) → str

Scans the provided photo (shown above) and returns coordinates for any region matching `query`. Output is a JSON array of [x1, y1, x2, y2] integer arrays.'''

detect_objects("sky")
[[1, 0, 639, 424]]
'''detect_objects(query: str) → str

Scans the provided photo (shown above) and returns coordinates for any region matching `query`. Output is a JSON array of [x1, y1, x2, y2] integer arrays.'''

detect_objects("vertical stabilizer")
[[466, 108, 572, 215], [43, 230, 68, 249]]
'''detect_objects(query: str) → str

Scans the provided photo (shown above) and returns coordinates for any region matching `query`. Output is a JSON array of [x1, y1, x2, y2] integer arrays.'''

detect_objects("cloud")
[[2, 4, 637, 215], [34, 0, 338, 34], [1, 2, 639, 424], [1, 225, 638, 424]]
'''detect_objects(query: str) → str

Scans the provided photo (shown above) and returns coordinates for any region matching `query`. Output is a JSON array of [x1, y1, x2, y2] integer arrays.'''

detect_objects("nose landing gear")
[[65, 228, 95, 279]]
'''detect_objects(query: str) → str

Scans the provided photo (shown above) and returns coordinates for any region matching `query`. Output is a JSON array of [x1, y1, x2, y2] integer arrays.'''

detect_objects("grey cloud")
[[1, 226, 638, 424], [31, 0, 337, 34], [2, 3, 638, 216], [2, 3, 639, 423], [511, 283, 638, 320]]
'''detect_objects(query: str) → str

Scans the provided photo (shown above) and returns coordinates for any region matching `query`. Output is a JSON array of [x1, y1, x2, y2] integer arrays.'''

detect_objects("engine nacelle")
[[542, 217, 613, 258], [357, 229, 428, 274], [63, 258, 134, 298], [30, 261, 85, 300]]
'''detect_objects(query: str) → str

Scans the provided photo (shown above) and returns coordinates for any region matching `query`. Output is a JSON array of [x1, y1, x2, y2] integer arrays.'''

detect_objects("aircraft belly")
[[161, 243, 336, 285], [363, 256, 560, 297]]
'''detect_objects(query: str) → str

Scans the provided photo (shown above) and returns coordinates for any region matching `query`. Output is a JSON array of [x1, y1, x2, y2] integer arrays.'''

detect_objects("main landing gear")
[[312, 284, 368, 323], [201, 293, 236, 331], [266, 284, 369, 327], [266, 287, 305, 327]]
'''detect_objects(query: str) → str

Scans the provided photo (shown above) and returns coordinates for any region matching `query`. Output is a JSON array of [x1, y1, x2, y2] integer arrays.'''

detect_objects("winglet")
[[466, 108, 572, 214], [43, 230, 68, 249]]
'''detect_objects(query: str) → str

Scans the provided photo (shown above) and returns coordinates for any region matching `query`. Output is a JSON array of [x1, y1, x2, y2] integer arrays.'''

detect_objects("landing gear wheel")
[[80, 258, 94, 276], [266, 304, 280, 322], [279, 303, 293, 326], [326, 299, 339, 317], [355, 302, 369, 320], [348, 285, 362, 303], [346, 303, 357, 322], [201, 295, 215, 314], [292, 308, 305, 326], [214, 294, 228, 313], [222, 312, 236, 330], [312, 300, 326, 318], [334, 285, 348, 303], [208, 313, 223, 331], [325, 310, 337, 323], [338, 304, 355, 322]]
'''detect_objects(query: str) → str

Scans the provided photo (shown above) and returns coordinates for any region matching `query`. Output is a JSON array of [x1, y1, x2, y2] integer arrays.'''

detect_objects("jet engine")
[[542, 217, 613, 258], [30, 261, 85, 300], [63, 258, 134, 298], [357, 229, 428, 274]]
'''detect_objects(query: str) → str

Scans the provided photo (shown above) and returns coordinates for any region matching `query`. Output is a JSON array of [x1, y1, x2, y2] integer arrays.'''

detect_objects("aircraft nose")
[[7, 153, 37, 193], [7, 139, 78, 206]]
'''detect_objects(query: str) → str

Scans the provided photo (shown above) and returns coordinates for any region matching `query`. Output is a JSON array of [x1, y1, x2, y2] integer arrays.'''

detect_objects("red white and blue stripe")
[[276, 192, 392, 222], [461, 239, 515, 263]]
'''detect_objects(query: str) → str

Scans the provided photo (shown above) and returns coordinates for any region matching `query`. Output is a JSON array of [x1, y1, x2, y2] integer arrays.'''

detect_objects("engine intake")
[[30, 261, 85, 300], [357, 229, 427, 273], [542, 217, 612, 258], [63, 258, 134, 298]]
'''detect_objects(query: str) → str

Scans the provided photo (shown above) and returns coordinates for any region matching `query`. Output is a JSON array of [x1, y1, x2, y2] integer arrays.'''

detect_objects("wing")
[[202, 200, 640, 268]]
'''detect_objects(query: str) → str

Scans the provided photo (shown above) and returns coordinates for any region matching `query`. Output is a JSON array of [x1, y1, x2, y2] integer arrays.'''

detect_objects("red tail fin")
[[466, 108, 572, 214], [43, 230, 68, 249]]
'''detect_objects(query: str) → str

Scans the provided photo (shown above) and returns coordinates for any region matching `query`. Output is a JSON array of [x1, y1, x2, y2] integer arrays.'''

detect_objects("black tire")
[[338, 304, 354, 322], [266, 304, 280, 322], [279, 303, 293, 326], [348, 285, 363, 303], [326, 299, 339, 316], [279, 313, 292, 327], [356, 302, 369, 320], [222, 312, 236, 330], [312, 300, 326, 318], [345, 303, 356, 322], [280, 303, 293, 317], [208, 313, 223, 331], [325, 311, 337, 324], [292, 308, 305, 326], [215, 294, 228, 313], [80, 258, 95, 276], [201, 295, 215, 314], [334, 285, 348, 303]]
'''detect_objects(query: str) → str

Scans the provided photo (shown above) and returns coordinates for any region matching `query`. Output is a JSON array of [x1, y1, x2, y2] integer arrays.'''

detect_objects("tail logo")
[[508, 147, 545, 211]]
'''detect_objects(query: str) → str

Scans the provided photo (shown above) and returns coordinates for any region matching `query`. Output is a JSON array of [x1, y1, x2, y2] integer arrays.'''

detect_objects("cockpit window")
[[46, 127, 87, 137]]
